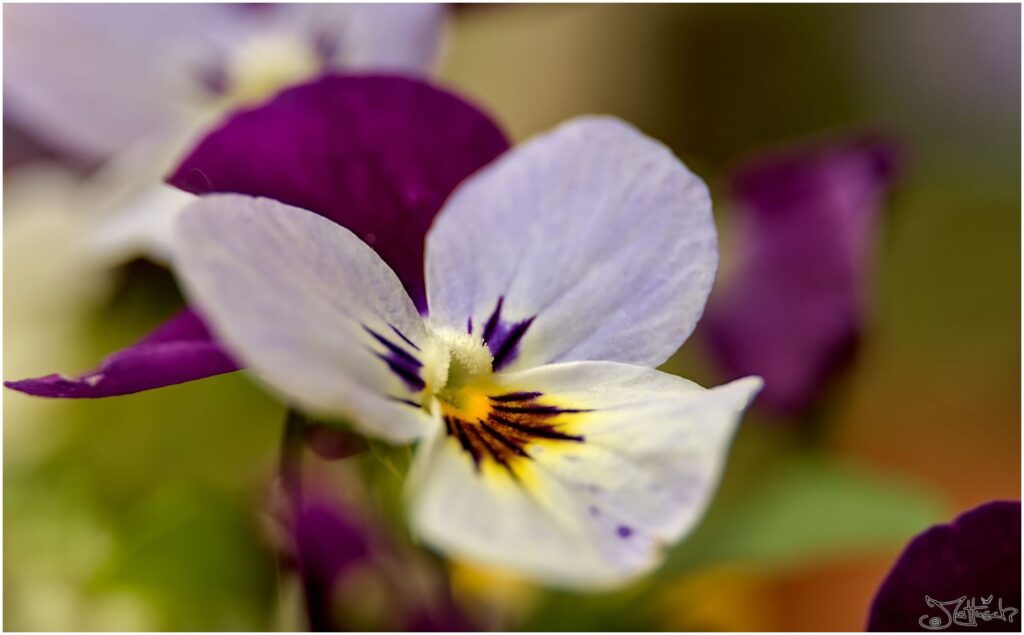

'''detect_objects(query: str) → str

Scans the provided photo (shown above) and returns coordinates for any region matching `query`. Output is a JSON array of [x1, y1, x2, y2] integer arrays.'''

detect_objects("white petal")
[[84, 183, 192, 267], [77, 131, 200, 266], [294, 4, 446, 74], [407, 362, 761, 588], [2, 4, 234, 158], [425, 116, 717, 373], [172, 194, 432, 442]]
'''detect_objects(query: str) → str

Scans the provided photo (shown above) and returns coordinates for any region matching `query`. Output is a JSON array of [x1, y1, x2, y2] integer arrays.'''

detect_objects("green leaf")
[[661, 453, 949, 573]]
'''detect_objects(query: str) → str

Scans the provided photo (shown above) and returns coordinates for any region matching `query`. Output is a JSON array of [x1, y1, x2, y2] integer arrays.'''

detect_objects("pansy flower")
[[171, 117, 762, 586], [704, 137, 899, 415], [867, 500, 1020, 631], [5, 75, 510, 398], [4, 3, 445, 263]]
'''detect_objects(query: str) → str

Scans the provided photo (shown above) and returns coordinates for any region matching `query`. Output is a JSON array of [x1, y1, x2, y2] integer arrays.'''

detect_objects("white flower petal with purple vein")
[[425, 116, 717, 373], [172, 194, 433, 442], [406, 362, 761, 588]]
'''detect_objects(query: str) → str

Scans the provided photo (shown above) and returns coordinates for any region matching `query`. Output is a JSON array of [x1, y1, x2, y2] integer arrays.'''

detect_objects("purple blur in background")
[[291, 498, 373, 631], [6, 74, 509, 399], [291, 497, 473, 631], [867, 500, 1021, 631], [704, 137, 900, 415]]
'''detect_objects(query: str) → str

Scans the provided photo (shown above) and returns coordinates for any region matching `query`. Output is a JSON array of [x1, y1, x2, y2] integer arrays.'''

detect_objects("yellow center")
[[420, 324, 494, 407], [420, 325, 586, 478], [223, 34, 321, 107]]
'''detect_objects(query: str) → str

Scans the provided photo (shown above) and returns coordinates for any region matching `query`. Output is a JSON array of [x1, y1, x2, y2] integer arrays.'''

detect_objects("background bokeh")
[[4, 4, 1020, 631]]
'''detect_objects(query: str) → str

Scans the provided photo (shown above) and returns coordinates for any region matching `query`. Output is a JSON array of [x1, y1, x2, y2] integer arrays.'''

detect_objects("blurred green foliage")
[[663, 453, 946, 573]]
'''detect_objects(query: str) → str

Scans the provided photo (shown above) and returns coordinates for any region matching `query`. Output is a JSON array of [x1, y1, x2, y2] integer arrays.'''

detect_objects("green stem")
[[280, 409, 308, 507]]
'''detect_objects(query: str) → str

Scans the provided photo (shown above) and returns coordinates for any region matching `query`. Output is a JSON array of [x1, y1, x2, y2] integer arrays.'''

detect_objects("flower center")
[[421, 325, 585, 477], [422, 324, 494, 408], [363, 320, 587, 478]]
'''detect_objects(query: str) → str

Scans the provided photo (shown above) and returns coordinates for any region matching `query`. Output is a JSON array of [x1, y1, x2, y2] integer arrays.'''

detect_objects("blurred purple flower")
[[4, 4, 446, 161], [291, 497, 473, 631], [291, 498, 371, 631], [867, 500, 1021, 631], [5, 75, 509, 398], [5, 4, 448, 267], [704, 137, 900, 415]]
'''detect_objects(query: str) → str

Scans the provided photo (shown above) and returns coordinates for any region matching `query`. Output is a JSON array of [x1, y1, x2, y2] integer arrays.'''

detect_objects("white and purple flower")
[[170, 116, 762, 587]]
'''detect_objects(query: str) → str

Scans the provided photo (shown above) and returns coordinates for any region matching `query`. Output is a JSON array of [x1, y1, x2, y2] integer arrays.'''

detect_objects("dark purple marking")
[[469, 427, 518, 478], [489, 391, 543, 403], [442, 390, 586, 476], [364, 326, 421, 368], [479, 297, 536, 371], [488, 414, 584, 442], [466, 317, 473, 335], [481, 297, 505, 342], [363, 324, 424, 392], [478, 419, 531, 458], [491, 317, 535, 370], [388, 324, 420, 351], [387, 396, 422, 409], [376, 354, 425, 392], [492, 403, 589, 416], [617, 526, 633, 538], [448, 417, 481, 469]]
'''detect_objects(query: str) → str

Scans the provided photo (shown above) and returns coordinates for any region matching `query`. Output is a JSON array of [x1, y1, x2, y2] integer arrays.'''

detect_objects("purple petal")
[[4, 308, 239, 398], [168, 73, 510, 312], [867, 501, 1021, 631], [704, 137, 900, 414]]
